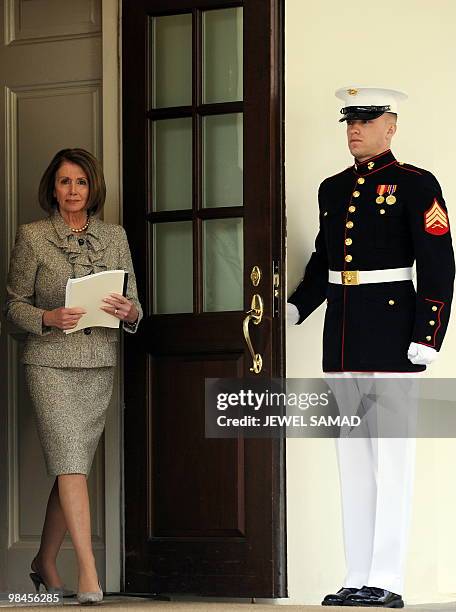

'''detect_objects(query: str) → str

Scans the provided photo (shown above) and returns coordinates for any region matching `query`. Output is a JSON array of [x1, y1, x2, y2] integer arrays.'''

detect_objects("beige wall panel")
[[6, 0, 101, 44], [7, 83, 101, 225]]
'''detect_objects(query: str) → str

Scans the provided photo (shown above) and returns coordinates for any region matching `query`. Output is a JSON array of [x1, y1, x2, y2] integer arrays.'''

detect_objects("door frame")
[[101, 0, 123, 593]]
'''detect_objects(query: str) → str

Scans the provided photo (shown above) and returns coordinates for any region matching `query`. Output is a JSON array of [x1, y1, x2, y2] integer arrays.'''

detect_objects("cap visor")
[[339, 111, 385, 123]]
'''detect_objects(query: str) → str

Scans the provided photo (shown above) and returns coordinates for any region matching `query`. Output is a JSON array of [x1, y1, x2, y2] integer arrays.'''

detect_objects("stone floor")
[[0, 594, 455, 610]]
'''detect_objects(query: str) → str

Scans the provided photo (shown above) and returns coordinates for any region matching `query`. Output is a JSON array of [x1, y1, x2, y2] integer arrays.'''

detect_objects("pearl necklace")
[[70, 217, 90, 233]]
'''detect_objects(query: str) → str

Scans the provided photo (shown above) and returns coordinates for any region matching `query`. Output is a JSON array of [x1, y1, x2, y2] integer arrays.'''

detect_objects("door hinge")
[[273, 260, 280, 317]]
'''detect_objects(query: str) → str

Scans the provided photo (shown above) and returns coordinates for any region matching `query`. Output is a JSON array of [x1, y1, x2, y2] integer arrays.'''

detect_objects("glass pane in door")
[[149, 14, 192, 108], [151, 118, 192, 211], [203, 218, 243, 311], [153, 222, 193, 313], [203, 113, 243, 208], [202, 8, 243, 104]]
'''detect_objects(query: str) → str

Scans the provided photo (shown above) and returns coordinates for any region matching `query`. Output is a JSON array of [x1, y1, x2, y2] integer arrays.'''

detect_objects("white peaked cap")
[[335, 86, 408, 121]]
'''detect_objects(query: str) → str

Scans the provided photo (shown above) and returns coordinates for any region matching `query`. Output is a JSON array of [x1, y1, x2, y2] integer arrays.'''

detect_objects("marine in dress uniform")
[[288, 87, 455, 608]]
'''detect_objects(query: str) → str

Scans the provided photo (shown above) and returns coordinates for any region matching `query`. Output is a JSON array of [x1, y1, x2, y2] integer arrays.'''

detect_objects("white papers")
[[64, 270, 127, 334]]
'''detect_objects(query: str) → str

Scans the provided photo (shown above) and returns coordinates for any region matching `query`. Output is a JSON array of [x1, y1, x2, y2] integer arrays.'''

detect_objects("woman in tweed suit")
[[4, 148, 142, 603]]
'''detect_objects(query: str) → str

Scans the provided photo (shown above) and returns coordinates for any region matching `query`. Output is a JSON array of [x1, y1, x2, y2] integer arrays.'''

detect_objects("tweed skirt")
[[24, 365, 115, 476]]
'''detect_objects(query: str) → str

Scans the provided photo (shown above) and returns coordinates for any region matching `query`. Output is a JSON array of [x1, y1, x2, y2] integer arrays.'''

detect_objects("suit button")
[[429, 320, 435, 326], [388, 299, 395, 305], [432, 305, 438, 311], [346, 221, 354, 229], [84, 328, 92, 335], [348, 205, 356, 213], [323, 211, 328, 216], [357, 177, 365, 184], [353, 191, 360, 198], [78, 238, 85, 245], [426, 336, 432, 341], [345, 255, 352, 262], [345, 238, 352, 245]]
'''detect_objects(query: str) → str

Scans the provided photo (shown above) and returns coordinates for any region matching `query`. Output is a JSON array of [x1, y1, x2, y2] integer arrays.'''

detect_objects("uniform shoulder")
[[396, 162, 442, 190], [319, 165, 353, 189], [395, 160, 426, 174], [396, 161, 436, 178]]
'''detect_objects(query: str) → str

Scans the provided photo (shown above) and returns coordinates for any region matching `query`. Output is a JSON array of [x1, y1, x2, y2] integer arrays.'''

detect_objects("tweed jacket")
[[4, 211, 143, 367]]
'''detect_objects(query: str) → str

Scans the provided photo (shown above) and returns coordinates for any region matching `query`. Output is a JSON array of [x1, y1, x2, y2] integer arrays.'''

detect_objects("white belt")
[[329, 267, 413, 286]]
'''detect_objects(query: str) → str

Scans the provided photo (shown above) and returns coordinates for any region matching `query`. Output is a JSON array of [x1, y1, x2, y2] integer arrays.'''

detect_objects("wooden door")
[[122, 0, 285, 597]]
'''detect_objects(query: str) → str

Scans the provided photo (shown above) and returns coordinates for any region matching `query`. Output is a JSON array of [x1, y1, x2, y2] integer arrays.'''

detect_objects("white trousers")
[[326, 372, 420, 595]]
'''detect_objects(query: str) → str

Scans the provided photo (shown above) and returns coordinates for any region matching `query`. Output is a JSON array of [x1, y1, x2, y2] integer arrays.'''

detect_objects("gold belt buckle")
[[341, 270, 359, 285]]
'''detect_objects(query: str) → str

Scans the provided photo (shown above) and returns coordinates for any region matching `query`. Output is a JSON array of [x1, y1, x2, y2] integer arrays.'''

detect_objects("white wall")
[[286, 0, 456, 604]]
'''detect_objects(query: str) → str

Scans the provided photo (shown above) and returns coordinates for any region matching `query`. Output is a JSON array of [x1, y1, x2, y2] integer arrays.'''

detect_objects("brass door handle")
[[242, 294, 264, 374]]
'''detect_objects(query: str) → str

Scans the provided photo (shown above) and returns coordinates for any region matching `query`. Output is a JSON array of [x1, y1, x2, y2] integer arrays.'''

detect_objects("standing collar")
[[50, 209, 102, 239], [353, 149, 396, 175]]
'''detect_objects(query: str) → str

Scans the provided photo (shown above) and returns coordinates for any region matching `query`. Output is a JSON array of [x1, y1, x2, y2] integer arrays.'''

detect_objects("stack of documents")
[[64, 269, 127, 334]]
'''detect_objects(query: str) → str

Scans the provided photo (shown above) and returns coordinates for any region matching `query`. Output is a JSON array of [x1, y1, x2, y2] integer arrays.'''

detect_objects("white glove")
[[287, 303, 300, 326], [407, 341, 438, 365]]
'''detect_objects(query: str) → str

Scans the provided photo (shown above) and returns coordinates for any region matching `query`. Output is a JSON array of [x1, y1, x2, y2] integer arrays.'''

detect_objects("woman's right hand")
[[42, 307, 86, 330]]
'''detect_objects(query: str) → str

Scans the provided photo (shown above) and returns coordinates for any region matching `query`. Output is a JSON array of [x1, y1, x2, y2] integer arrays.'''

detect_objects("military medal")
[[386, 185, 397, 204], [377, 185, 397, 205], [376, 185, 387, 204]]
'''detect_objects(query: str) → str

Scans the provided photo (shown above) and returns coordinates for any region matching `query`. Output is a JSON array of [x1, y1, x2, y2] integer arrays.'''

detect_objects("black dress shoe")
[[321, 587, 360, 606], [344, 585, 404, 608]]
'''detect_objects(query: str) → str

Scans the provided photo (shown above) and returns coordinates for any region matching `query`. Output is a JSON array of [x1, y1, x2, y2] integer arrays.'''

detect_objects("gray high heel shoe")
[[77, 581, 103, 605], [29, 570, 76, 597]]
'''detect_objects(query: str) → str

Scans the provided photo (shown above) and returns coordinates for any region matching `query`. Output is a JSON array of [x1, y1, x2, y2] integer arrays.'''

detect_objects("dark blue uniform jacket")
[[288, 149, 455, 372]]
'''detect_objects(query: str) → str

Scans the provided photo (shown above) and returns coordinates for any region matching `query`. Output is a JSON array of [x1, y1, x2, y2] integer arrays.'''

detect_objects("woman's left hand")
[[101, 293, 138, 324]]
